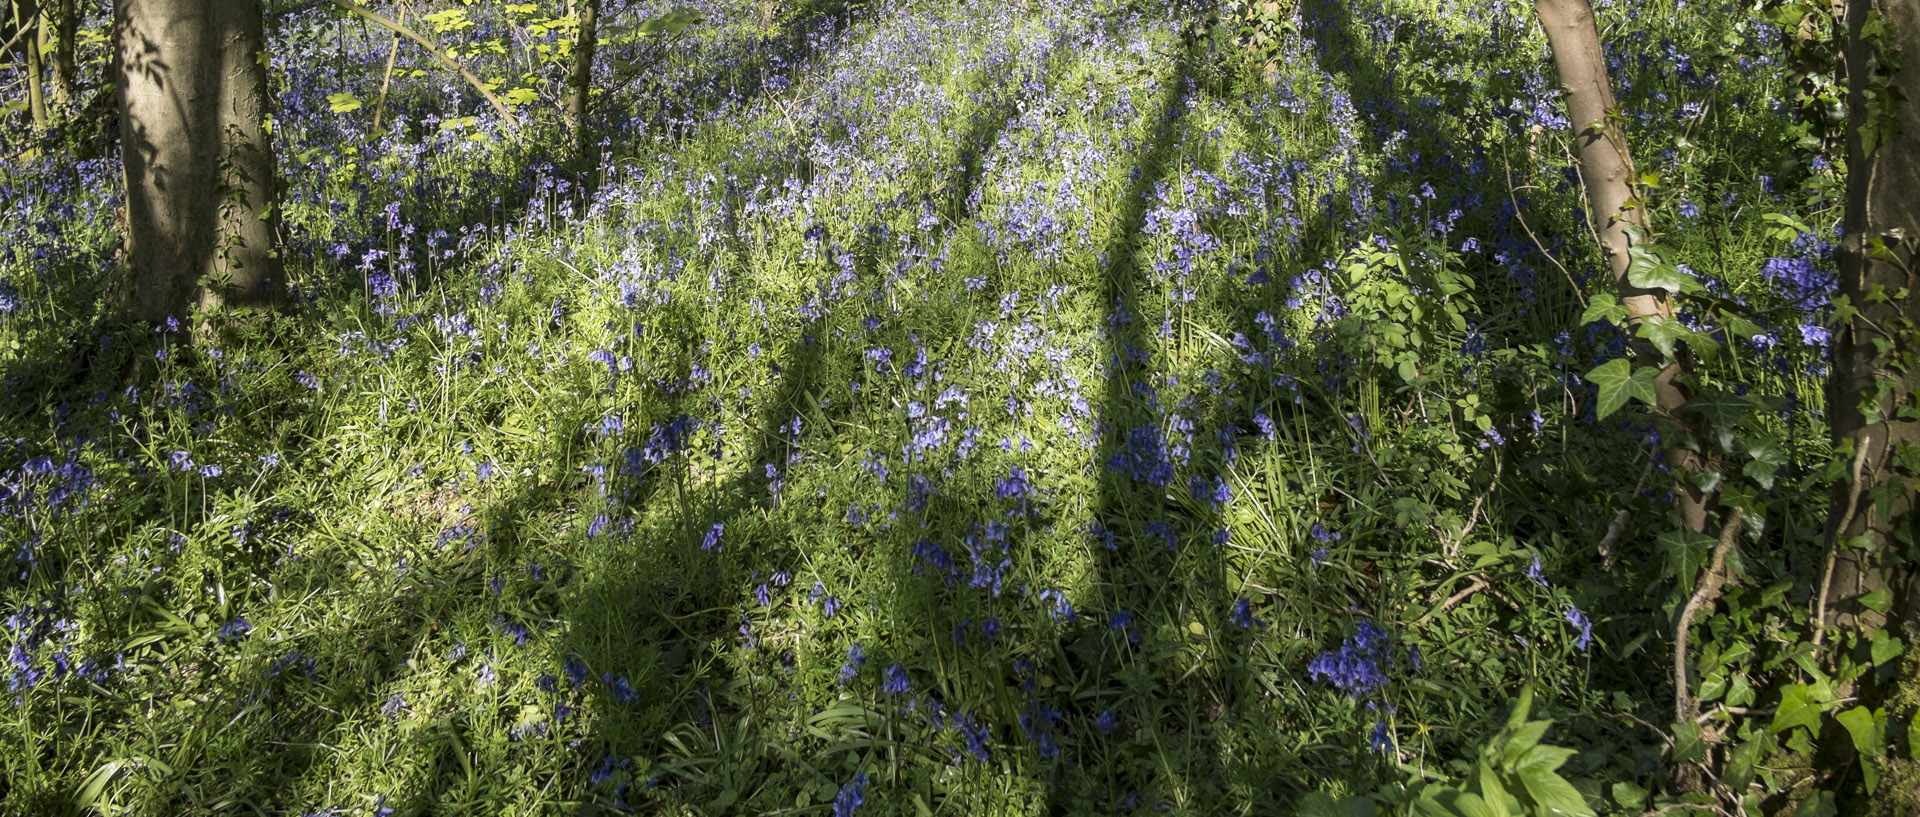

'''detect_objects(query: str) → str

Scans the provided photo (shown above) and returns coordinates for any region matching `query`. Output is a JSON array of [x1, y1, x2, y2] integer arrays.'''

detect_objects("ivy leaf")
[[1580, 292, 1627, 326], [1771, 684, 1821, 734], [1626, 245, 1699, 294], [1836, 706, 1886, 793], [1870, 629, 1903, 666], [1636, 317, 1691, 362], [1672, 720, 1706, 764], [1587, 359, 1657, 420], [1861, 589, 1893, 614]]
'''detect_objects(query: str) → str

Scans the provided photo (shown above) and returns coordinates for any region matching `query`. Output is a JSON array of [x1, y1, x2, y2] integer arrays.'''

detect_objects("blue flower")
[[1307, 621, 1392, 696], [1564, 605, 1593, 652], [832, 772, 869, 817], [882, 663, 910, 695], [702, 523, 724, 553], [217, 617, 253, 644]]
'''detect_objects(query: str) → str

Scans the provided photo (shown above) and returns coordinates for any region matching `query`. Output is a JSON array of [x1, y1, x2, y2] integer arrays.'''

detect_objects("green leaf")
[[1672, 720, 1706, 764], [1503, 720, 1551, 764], [1862, 589, 1894, 614], [1637, 317, 1692, 362], [1838, 706, 1886, 793], [1626, 245, 1699, 294], [1610, 781, 1648, 810], [327, 91, 363, 113], [1580, 292, 1627, 326], [1514, 744, 1578, 774], [1871, 629, 1904, 666], [637, 8, 703, 37], [1517, 765, 1596, 817], [1771, 684, 1821, 734], [1587, 358, 1657, 420]]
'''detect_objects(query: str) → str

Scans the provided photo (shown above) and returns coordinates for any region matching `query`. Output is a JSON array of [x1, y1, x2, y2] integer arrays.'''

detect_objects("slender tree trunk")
[[1535, 0, 1709, 532], [1816, 0, 1920, 804], [53, 0, 72, 103], [567, 0, 599, 153], [15, 0, 47, 128], [1824, 0, 1920, 643], [118, 0, 281, 326]]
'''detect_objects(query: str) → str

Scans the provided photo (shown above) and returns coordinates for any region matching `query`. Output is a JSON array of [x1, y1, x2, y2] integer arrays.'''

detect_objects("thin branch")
[[1815, 434, 1873, 646], [325, 0, 521, 132], [1502, 138, 1586, 307], [1415, 577, 1488, 626], [1674, 507, 1746, 727]]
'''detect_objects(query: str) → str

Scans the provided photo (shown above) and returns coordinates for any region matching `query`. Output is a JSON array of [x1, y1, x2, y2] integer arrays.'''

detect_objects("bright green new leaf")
[[327, 91, 363, 113]]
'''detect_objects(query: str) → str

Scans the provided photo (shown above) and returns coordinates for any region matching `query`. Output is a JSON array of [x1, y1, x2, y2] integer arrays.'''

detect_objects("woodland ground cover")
[[0, 0, 1851, 813]]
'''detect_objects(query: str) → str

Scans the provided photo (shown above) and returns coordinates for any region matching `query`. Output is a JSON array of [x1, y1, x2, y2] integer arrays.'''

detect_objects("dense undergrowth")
[[0, 0, 1849, 813]]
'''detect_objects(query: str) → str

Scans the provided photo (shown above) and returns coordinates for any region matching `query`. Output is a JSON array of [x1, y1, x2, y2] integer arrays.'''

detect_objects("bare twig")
[[1502, 139, 1586, 307], [1415, 577, 1489, 626], [1815, 434, 1874, 646]]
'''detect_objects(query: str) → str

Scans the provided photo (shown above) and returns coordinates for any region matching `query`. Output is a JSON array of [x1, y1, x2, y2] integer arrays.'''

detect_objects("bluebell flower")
[[1526, 555, 1549, 588], [839, 644, 867, 682], [882, 663, 910, 695], [217, 617, 253, 644], [1096, 710, 1119, 733], [833, 772, 869, 817], [1230, 597, 1263, 629], [1564, 605, 1593, 652], [1308, 621, 1393, 696], [702, 523, 724, 553]]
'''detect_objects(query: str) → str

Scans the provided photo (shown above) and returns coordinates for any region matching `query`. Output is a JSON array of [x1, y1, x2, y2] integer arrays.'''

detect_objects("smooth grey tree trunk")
[[117, 0, 281, 325], [1535, 0, 1709, 532]]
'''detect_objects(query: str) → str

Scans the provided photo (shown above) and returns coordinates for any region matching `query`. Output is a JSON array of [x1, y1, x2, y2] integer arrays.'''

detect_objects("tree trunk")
[[567, 0, 599, 153], [15, 0, 47, 128], [1816, 0, 1920, 805], [117, 0, 281, 326], [1535, 0, 1709, 532], [53, 0, 72, 103], [1824, 0, 1920, 646]]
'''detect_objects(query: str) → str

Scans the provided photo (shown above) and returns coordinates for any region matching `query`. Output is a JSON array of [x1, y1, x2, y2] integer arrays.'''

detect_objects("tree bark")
[[53, 0, 72, 103], [567, 0, 599, 153], [15, 0, 47, 128], [1535, 0, 1709, 532], [117, 0, 281, 325], [1824, 0, 1920, 643]]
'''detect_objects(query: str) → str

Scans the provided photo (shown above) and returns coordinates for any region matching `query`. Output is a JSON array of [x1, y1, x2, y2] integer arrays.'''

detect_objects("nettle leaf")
[[327, 91, 363, 113], [1587, 359, 1657, 420]]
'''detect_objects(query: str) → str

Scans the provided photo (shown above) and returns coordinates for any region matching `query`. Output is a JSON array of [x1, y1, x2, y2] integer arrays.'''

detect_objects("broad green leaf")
[[1587, 358, 1657, 420], [327, 91, 363, 113], [1579, 292, 1626, 326], [1871, 629, 1904, 666], [1610, 781, 1648, 810], [1837, 706, 1886, 793], [1861, 589, 1893, 614], [1517, 765, 1596, 817], [1514, 744, 1578, 774], [1637, 317, 1691, 362], [1672, 720, 1706, 764], [1771, 684, 1821, 734], [1626, 245, 1698, 294]]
